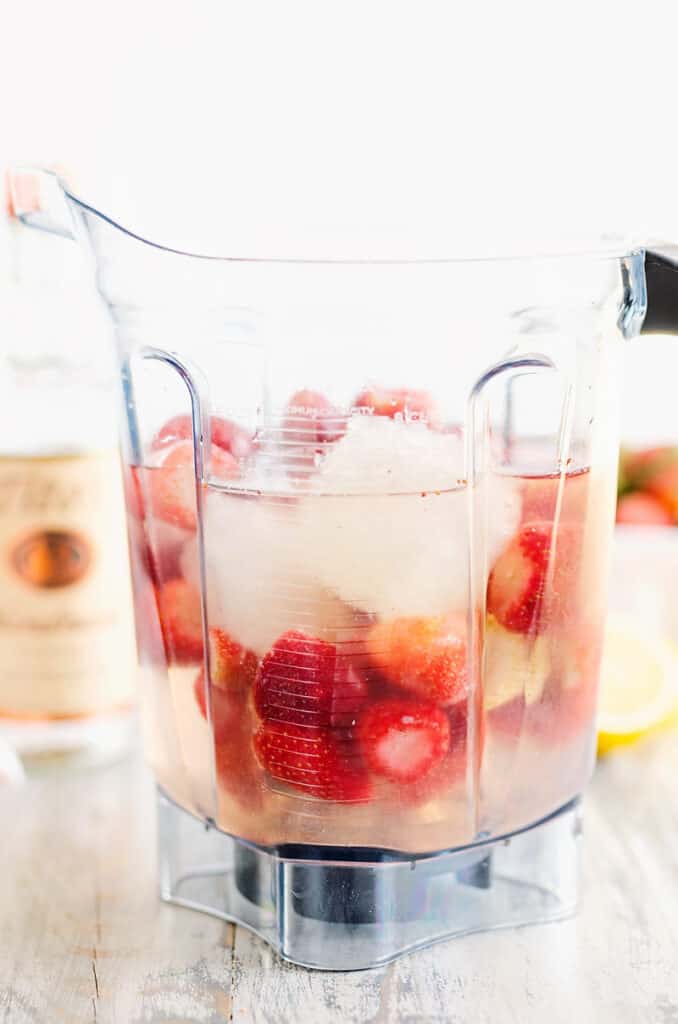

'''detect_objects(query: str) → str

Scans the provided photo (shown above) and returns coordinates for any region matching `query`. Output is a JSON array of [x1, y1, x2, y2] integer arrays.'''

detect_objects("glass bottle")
[[0, 173, 137, 767]]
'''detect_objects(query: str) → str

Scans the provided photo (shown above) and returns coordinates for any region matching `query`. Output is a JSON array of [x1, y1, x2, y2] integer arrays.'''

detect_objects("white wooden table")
[[2, 731, 678, 1024]]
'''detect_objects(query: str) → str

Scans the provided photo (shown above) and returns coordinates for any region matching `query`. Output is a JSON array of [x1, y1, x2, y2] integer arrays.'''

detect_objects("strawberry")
[[367, 614, 467, 706], [193, 667, 209, 720], [282, 389, 347, 446], [215, 712, 265, 809], [148, 440, 239, 531], [147, 442, 199, 531], [253, 720, 372, 802], [125, 467, 185, 582], [212, 447, 247, 482], [329, 662, 370, 728], [254, 630, 367, 728], [157, 578, 204, 663], [353, 387, 439, 426], [396, 701, 469, 804], [193, 662, 265, 807], [620, 446, 678, 492], [357, 697, 450, 783], [209, 628, 258, 691], [616, 492, 672, 525], [645, 463, 678, 521], [193, 668, 246, 744], [152, 413, 255, 460], [132, 520, 185, 588], [128, 565, 166, 668], [486, 521, 581, 634], [147, 528, 185, 586]]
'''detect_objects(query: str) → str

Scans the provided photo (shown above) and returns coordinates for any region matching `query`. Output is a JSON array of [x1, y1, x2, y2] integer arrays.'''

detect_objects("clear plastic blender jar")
[[10, 169, 655, 969]]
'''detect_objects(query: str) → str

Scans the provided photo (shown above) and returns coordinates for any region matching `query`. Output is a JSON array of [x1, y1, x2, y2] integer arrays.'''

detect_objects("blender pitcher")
[[9, 169, 659, 970]]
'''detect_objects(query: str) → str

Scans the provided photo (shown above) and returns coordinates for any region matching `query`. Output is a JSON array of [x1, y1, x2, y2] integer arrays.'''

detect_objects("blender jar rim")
[[64, 188, 643, 267]]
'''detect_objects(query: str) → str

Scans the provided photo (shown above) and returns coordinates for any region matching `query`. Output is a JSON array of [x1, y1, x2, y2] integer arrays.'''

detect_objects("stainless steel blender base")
[[157, 790, 581, 971]]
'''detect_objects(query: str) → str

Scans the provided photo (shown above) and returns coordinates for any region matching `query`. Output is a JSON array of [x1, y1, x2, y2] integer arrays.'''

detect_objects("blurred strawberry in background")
[[617, 446, 678, 525]]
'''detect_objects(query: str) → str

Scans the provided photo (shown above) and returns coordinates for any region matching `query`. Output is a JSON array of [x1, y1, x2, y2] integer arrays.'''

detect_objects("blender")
[[9, 169, 671, 970]]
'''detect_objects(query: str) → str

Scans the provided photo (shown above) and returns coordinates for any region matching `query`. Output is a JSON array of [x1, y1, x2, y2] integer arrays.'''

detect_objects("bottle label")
[[0, 451, 137, 718]]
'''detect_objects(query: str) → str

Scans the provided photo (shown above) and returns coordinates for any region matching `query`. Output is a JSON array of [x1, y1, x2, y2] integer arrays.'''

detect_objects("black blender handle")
[[642, 246, 678, 334]]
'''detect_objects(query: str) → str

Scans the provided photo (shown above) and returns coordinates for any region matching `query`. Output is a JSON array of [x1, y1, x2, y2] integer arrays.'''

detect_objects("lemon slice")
[[597, 614, 678, 755]]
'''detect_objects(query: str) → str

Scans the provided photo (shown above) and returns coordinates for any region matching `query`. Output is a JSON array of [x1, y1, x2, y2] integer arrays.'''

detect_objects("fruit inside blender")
[[125, 388, 609, 853]]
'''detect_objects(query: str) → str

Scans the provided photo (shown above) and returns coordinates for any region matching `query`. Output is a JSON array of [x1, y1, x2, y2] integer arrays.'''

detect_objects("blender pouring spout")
[[7, 166, 79, 240]]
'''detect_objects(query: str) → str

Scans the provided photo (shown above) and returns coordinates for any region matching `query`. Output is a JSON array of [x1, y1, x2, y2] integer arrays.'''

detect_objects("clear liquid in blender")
[[127, 415, 610, 854]]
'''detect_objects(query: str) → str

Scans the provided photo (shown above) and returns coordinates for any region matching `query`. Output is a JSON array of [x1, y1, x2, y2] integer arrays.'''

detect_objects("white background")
[[2, 0, 678, 442]]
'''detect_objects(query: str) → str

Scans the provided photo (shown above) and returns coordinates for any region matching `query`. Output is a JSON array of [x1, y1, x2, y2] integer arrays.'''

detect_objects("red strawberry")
[[353, 387, 439, 426], [486, 521, 581, 634], [254, 720, 372, 802], [132, 521, 184, 588], [148, 528, 185, 586], [215, 711, 265, 809], [254, 630, 367, 728], [616, 492, 672, 525], [157, 578, 204, 663], [193, 668, 246, 743], [329, 662, 370, 728], [621, 446, 678, 491], [209, 445, 242, 481], [194, 667, 209, 719], [128, 564, 166, 668], [148, 440, 239, 531], [152, 413, 255, 460], [282, 389, 347, 446], [367, 614, 467, 706], [193, 663, 265, 808], [645, 464, 678, 521], [126, 468, 185, 582], [357, 697, 450, 784], [147, 442, 199, 531], [396, 701, 469, 804], [209, 628, 258, 691]]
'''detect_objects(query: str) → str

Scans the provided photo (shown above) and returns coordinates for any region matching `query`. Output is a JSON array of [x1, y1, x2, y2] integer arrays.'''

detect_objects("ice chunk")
[[306, 415, 465, 495], [180, 493, 367, 656], [182, 417, 520, 642], [298, 416, 519, 619]]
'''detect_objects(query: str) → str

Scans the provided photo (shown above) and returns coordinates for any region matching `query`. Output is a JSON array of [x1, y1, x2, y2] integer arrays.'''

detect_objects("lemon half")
[[597, 614, 678, 755]]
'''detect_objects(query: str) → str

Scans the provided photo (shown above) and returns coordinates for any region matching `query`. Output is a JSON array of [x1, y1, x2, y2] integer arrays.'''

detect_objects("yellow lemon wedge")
[[597, 614, 678, 755]]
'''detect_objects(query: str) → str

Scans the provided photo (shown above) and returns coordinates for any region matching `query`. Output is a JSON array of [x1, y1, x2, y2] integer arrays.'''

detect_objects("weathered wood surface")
[[1, 733, 678, 1024]]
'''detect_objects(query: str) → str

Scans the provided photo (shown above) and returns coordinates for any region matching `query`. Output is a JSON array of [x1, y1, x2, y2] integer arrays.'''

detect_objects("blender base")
[[157, 789, 581, 971]]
